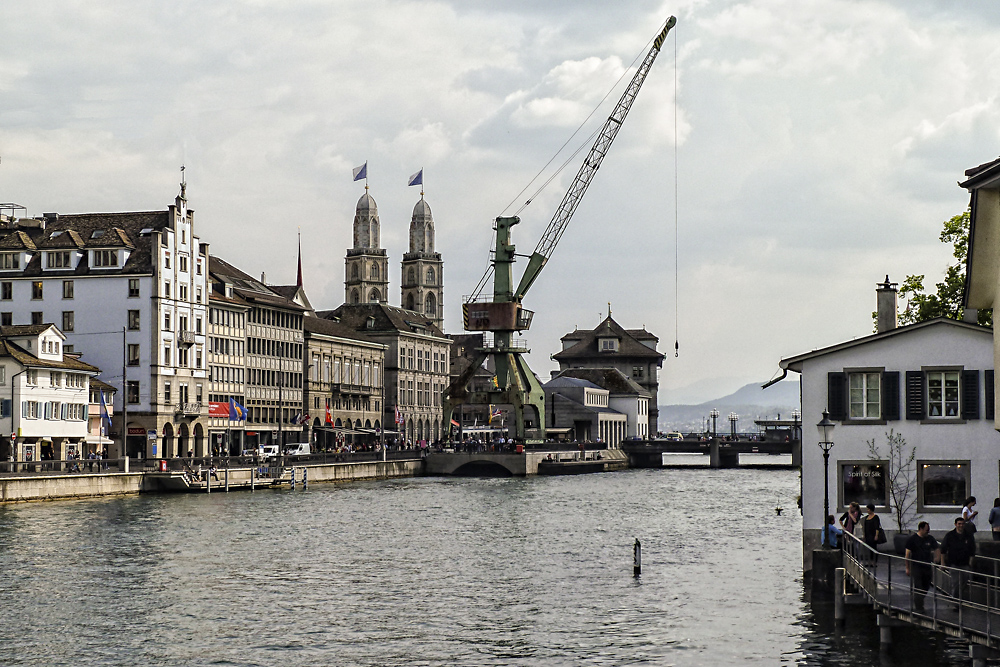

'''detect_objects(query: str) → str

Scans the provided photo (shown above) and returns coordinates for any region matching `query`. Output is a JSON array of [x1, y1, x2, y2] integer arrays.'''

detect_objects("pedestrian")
[[989, 498, 1000, 542], [962, 496, 979, 534], [856, 503, 884, 562], [840, 501, 861, 535], [824, 515, 843, 548], [940, 516, 977, 606], [904, 521, 939, 612]]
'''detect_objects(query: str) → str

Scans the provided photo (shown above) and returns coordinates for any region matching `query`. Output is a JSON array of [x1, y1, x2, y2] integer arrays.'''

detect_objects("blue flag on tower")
[[99, 390, 112, 437], [352, 162, 368, 181], [407, 169, 423, 187], [229, 397, 248, 421]]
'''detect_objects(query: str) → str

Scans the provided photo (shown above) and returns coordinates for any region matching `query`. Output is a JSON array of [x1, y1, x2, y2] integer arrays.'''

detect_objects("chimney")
[[876, 275, 898, 333]]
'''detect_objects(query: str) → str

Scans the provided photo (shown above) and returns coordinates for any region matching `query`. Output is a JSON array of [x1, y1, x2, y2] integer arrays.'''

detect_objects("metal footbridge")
[[840, 531, 1000, 663]]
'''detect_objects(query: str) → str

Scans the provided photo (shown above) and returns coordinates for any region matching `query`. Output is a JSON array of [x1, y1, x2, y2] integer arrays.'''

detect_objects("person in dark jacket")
[[904, 521, 939, 612], [940, 516, 977, 604], [860, 503, 882, 563]]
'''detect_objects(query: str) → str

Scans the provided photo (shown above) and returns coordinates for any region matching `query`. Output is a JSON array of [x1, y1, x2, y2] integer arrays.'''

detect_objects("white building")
[[542, 376, 630, 446], [778, 285, 998, 573], [0, 185, 210, 457], [0, 324, 100, 462], [548, 367, 650, 440]]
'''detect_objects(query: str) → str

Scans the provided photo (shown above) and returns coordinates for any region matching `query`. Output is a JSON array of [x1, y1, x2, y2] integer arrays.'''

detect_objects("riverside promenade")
[[0, 446, 626, 503]]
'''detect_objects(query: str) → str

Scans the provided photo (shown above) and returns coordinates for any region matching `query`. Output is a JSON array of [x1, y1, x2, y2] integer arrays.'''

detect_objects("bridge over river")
[[620, 437, 800, 468]]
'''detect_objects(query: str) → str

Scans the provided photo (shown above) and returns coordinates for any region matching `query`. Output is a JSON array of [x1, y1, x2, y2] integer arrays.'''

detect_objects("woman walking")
[[962, 496, 979, 535], [858, 503, 883, 563]]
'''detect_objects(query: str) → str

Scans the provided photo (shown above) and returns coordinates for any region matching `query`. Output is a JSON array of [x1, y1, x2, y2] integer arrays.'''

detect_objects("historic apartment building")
[[205, 264, 250, 454], [552, 314, 664, 436], [303, 315, 386, 448], [0, 185, 210, 457], [320, 303, 450, 444], [209, 256, 305, 451]]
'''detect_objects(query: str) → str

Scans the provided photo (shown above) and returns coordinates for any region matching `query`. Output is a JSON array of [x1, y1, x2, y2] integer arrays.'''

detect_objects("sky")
[[2, 0, 1000, 403]]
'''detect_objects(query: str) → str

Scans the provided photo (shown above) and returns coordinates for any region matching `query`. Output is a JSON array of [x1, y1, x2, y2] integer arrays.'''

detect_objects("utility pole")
[[121, 326, 128, 459]]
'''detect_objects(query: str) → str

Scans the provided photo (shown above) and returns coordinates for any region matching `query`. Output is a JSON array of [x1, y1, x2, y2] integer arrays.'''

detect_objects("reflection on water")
[[0, 468, 982, 665]]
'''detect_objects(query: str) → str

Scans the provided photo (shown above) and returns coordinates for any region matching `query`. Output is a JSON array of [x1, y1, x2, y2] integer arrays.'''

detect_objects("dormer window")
[[599, 338, 619, 352], [93, 250, 118, 267], [0, 253, 19, 270], [90, 230, 105, 240], [47, 251, 71, 269]]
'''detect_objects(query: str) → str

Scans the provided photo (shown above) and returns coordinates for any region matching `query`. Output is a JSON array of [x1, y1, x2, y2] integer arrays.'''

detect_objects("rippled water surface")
[[0, 467, 981, 665]]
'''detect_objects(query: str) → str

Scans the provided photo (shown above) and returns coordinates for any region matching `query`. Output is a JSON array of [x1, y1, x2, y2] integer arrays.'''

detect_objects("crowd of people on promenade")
[[822, 496, 1000, 612]]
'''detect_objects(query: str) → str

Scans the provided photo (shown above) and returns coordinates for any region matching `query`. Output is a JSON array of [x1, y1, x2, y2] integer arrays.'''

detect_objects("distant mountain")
[[659, 376, 747, 405], [657, 380, 800, 434]]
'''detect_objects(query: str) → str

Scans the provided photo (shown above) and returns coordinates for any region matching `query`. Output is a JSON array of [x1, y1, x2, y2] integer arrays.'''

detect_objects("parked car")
[[665, 432, 683, 441]]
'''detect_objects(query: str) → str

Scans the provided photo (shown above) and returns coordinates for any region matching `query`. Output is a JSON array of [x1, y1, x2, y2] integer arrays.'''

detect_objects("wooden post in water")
[[633, 538, 641, 576], [206, 467, 211, 494], [250, 466, 255, 492], [834, 568, 845, 624]]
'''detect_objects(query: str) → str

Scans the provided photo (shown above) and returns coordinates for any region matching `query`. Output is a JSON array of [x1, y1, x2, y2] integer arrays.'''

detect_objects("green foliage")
[[897, 210, 992, 328]]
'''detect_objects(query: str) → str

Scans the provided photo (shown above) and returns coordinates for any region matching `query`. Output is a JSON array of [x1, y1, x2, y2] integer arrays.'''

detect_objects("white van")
[[283, 443, 311, 456], [258, 444, 279, 458]]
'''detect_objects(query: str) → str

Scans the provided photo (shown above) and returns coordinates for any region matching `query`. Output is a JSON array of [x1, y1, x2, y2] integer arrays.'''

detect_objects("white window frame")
[[849, 371, 881, 419]]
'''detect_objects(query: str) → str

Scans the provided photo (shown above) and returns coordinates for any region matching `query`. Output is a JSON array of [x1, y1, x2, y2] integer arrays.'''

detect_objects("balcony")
[[179, 331, 196, 345], [176, 402, 203, 416], [331, 383, 376, 396]]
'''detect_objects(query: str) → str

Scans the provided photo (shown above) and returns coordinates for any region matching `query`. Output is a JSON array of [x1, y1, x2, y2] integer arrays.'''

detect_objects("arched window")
[[426, 267, 435, 285], [352, 289, 360, 304], [371, 262, 379, 280], [407, 267, 415, 285], [370, 288, 381, 302], [351, 264, 359, 280], [406, 293, 415, 311], [425, 292, 436, 317]]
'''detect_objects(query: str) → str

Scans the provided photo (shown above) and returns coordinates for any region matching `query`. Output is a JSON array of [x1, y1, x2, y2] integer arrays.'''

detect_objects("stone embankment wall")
[[299, 459, 423, 484], [0, 473, 149, 503]]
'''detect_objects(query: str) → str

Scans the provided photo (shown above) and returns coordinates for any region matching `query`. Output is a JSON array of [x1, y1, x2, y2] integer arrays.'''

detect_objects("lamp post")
[[817, 410, 836, 548], [709, 408, 719, 439], [791, 409, 801, 442], [728, 412, 738, 440]]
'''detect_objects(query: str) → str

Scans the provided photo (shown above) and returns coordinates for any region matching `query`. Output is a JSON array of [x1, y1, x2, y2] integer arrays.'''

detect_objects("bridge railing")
[[843, 530, 1000, 641]]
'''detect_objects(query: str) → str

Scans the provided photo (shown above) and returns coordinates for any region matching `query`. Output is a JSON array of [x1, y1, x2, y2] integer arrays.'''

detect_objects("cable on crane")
[[674, 22, 680, 358]]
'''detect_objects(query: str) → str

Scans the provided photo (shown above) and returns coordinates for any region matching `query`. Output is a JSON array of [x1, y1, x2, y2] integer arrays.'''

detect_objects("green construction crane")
[[445, 16, 677, 443]]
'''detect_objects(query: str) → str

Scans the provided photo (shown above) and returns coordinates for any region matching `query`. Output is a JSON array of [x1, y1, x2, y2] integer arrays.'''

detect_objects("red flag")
[[325, 405, 332, 425]]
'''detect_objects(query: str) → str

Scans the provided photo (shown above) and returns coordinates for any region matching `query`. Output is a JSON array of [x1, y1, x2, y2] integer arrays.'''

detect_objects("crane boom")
[[513, 15, 677, 301]]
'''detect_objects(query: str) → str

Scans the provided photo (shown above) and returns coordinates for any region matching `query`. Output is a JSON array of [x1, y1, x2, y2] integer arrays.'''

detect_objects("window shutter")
[[21, 402, 27, 418], [60, 403, 68, 420], [882, 371, 900, 421], [44, 403, 51, 420], [827, 372, 847, 420], [906, 371, 925, 420], [986, 370, 995, 421], [962, 370, 980, 420]]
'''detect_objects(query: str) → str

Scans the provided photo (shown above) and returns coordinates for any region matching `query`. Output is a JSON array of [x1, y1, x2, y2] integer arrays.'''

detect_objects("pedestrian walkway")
[[843, 532, 1000, 648]]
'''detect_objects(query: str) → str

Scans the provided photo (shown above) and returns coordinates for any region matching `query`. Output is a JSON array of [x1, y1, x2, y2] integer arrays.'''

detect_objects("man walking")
[[940, 517, 976, 606], [904, 521, 939, 612]]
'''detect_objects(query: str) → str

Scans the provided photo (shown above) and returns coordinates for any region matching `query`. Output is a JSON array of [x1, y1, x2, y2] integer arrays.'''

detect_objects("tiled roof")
[[0, 324, 56, 336], [304, 315, 380, 343], [90, 377, 118, 392], [554, 367, 650, 396], [324, 302, 448, 339], [552, 316, 664, 361], [0, 230, 37, 250], [0, 339, 101, 372]]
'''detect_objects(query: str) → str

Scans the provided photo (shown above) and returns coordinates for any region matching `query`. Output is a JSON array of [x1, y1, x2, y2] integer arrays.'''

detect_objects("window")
[[427, 267, 435, 284], [50, 372, 62, 387], [195, 317, 202, 334], [179, 256, 188, 272], [0, 282, 10, 300], [849, 372, 881, 419], [179, 347, 188, 367], [128, 279, 140, 297], [164, 382, 171, 404], [62, 280, 74, 299], [93, 250, 118, 267], [31, 312, 42, 325], [927, 371, 960, 418], [128, 310, 140, 330], [26, 370, 37, 385], [22, 401, 39, 419], [840, 462, 887, 509], [127, 381, 139, 404], [195, 384, 203, 403], [164, 282, 171, 298], [62, 311, 74, 332], [164, 252, 171, 269], [47, 251, 71, 268], [196, 288, 202, 303], [195, 348, 202, 369], [0, 253, 19, 269], [600, 338, 618, 352], [164, 312, 171, 331], [632, 366, 643, 379], [180, 284, 188, 301], [127, 344, 140, 366], [163, 344, 171, 365], [0, 313, 9, 326], [196, 261, 202, 276], [31, 282, 43, 300], [918, 462, 970, 509]]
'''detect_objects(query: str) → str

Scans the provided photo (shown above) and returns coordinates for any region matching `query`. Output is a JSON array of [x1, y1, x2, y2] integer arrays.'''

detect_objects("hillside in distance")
[[657, 380, 799, 434]]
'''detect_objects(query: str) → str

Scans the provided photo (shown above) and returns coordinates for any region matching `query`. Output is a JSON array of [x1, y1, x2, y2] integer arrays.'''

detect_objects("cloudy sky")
[[2, 0, 999, 402]]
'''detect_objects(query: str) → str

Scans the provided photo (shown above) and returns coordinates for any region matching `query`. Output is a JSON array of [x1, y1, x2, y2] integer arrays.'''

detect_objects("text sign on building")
[[128, 427, 146, 436], [209, 402, 230, 418]]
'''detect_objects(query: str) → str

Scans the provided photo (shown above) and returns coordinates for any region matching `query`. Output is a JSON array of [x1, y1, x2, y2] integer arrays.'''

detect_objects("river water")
[[0, 463, 982, 666]]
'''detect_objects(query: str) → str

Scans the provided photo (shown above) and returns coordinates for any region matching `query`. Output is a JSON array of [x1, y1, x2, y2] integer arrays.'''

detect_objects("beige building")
[[303, 316, 385, 448]]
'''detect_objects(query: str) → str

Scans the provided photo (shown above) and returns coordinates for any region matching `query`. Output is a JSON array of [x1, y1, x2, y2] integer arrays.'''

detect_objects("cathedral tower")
[[400, 194, 444, 329], [345, 189, 389, 304]]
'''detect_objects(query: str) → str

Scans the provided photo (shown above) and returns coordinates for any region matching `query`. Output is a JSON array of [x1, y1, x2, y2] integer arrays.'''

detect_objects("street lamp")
[[817, 410, 836, 548], [728, 412, 738, 439], [709, 408, 719, 439], [791, 409, 801, 442]]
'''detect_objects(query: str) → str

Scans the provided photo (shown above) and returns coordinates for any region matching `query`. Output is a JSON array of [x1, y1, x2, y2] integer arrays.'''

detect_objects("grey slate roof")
[[553, 367, 650, 396], [321, 302, 447, 339], [553, 315, 664, 361]]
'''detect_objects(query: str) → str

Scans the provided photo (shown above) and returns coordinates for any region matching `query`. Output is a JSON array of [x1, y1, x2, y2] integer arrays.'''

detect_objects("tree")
[[867, 430, 917, 533], [896, 210, 992, 327]]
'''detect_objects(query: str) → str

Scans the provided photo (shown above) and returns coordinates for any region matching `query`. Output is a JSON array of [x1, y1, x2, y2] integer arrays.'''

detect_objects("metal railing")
[[0, 457, 127, 475], [842, 530, 1000, 644]]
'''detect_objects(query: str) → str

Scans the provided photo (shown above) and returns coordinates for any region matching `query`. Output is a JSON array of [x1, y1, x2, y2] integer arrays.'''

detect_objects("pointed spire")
[[296, 228, 303, 288], [179, 164, 187, 200]]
